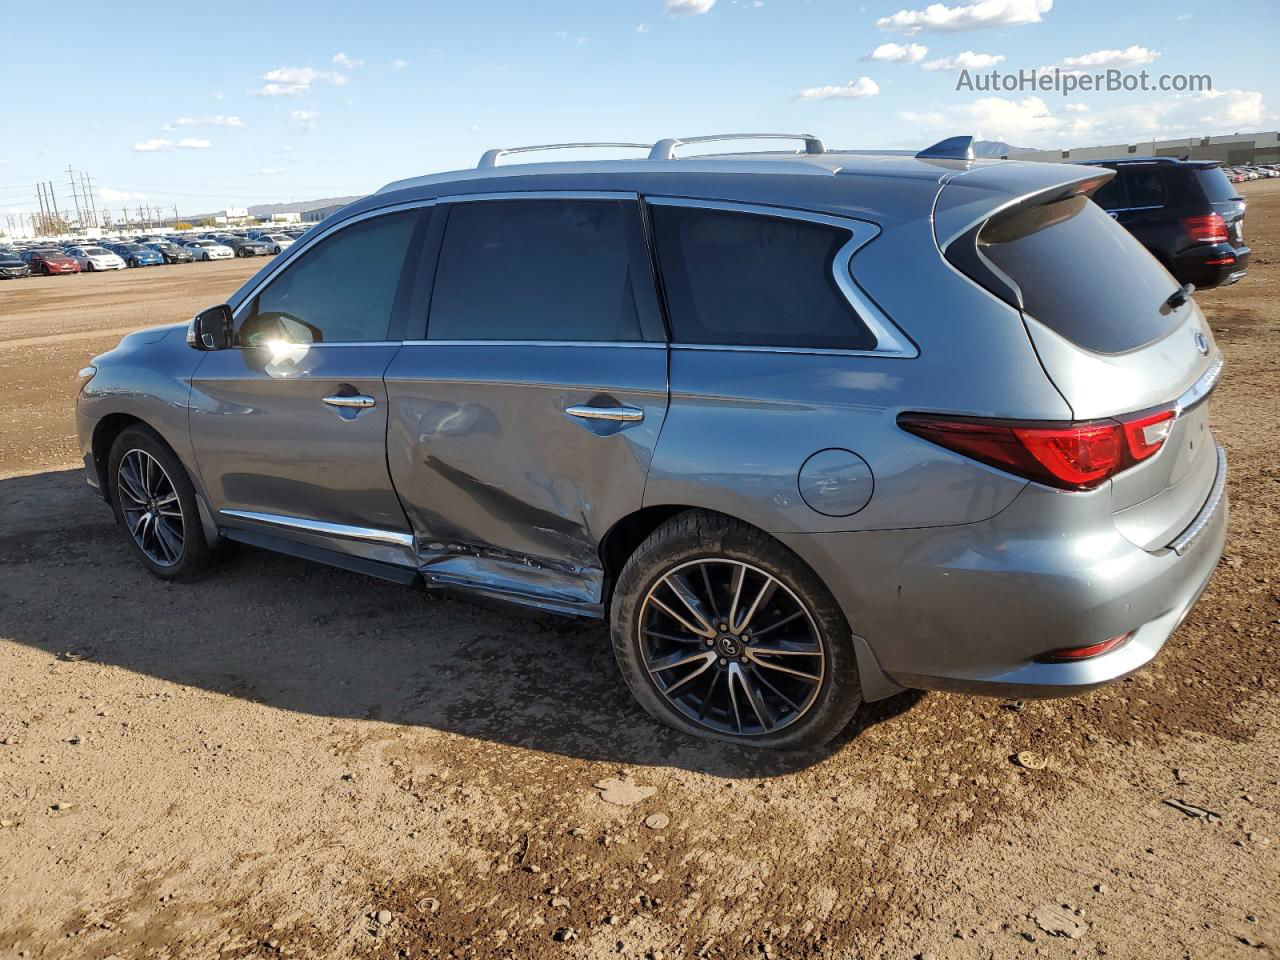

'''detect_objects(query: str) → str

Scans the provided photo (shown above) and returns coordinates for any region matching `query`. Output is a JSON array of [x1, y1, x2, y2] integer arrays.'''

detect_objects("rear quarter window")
[[1194, 166, 1241, 204], [975, 195, 1182, 355]]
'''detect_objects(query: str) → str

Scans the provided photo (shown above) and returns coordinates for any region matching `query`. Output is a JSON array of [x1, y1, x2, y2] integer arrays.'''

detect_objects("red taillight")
[[1183, 213, 1228, 243], [1122, 410, 1174, 461], [899, 409, 1176, 492], [1038, 632, 1134, 662]]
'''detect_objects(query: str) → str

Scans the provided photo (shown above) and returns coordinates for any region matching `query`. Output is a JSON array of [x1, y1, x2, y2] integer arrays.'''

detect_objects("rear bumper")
[[778, 446, 1228, 701], [1173, 242, 1250, 288]]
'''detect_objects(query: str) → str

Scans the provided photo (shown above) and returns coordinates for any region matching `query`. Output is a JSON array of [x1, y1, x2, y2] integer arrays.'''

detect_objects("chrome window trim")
[[435, 189, 639, 203], [1168, 443, 1227, 556], [1175, 354, 1224, 415], [401, 339, 663, 348], [219, 509, 416, 549], [230, 199, 438, 323], [643, 196, 918, 359]]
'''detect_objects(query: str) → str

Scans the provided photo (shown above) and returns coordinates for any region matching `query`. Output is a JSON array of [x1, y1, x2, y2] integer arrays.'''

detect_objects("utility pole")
[[81, 172, 98, 228], [48, 182, 60, 222], [66, 165, 83, 227], [35, 183, 46, 233]]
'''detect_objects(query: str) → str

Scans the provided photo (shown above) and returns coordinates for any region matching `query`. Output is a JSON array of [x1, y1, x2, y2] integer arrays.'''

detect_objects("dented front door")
[[383, 342, 669, 611]]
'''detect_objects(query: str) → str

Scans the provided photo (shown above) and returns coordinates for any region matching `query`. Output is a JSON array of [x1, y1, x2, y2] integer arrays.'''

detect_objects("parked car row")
[[1225, 164, 1280, 183], [0, 225, 310, 279]]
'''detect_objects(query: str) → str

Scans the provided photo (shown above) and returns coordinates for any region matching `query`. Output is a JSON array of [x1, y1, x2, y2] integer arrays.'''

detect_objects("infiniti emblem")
[[1194, 331, 1209, 355]]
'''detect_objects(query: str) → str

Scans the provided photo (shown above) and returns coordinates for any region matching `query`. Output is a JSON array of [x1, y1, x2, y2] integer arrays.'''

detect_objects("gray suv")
[[75, 134, 1228, 749]]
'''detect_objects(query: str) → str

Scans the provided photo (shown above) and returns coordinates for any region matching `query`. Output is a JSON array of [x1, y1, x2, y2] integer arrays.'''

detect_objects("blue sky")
[[1, 0, 1275, 221]]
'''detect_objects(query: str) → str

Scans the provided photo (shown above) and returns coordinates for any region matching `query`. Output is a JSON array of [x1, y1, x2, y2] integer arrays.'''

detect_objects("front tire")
[[107, 425, 215, 582], [609, 510, 862, 749]]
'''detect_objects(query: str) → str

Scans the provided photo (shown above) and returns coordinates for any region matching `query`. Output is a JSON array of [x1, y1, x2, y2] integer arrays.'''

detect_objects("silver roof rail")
[[477, 142, 651, 169], [649, 133, 825, 161], [916, 135, 975, 161]]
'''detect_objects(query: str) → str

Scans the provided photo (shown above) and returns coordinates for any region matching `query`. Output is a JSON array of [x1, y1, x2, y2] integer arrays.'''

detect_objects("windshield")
[[976, 195, 1183, 355], [84, 247, 109, 255]]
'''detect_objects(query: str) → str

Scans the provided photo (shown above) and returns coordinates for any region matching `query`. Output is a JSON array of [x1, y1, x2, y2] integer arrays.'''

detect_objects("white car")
[[67, 245, 126, 271], [184, 240, 234, 261], [260, 234, 295, 255]]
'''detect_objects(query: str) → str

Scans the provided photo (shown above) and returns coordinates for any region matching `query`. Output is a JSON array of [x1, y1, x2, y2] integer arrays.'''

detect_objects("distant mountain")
[[246, 196, 363, 217], [974, 140, 1036, 158]]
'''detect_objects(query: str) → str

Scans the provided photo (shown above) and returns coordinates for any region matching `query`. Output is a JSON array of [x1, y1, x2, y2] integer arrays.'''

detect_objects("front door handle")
[[565, 404, 644, 423], [323, 394, 377, 409]]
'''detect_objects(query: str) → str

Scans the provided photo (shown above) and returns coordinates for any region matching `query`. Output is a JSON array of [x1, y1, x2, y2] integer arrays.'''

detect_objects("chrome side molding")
[[219, 509, 415, 548]]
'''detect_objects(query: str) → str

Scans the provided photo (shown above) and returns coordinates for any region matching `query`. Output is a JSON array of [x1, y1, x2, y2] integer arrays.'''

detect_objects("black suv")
[[1082, 158, 1248, 288]]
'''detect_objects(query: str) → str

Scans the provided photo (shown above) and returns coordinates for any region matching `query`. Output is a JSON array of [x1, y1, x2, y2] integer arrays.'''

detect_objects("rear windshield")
[[976, 195, 1181, 355], [1194, 166, 1240, 203]]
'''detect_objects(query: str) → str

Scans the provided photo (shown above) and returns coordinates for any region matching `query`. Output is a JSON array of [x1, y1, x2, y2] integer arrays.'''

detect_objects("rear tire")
[[609, 510, 862, 750], [107, 425, 216, 582]]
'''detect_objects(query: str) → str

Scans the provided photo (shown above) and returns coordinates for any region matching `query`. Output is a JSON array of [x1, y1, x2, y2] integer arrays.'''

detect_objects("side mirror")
[[188, 304, 234, 350]]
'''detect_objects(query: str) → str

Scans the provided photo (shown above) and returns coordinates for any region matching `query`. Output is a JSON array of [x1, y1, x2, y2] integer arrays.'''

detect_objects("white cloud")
[[636, 23, 651, 32], [666, 0, 716, 14], [131, 137, 210, 152], [897, 87, 1267, 148], [99, 187, 146, 203], [174, 115, 245, 128], [1175, 12, 1191, 20], [257, 168, 286, 175], [251, 66, 348, 96], [1061, 45, 1160, 68], [921, 50, 1006, 71], [863, 42, 928, 64], [212, 91, 224, 101], [797, 77, 881, 101], [900, 109, 948, 126], [289, 109, 320, 131], [332, 52, 364, 69], [878, 0, 1052, 34], [390, 59, 409, 70]]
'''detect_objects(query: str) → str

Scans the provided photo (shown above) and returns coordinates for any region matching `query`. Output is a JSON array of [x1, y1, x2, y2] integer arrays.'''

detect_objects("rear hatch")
[[1192, 163, 1247, 248], [935, 163, 1222, 551]]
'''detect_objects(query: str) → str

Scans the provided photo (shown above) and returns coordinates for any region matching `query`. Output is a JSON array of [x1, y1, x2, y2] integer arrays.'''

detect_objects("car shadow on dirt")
[[0, 468, 923, 778]]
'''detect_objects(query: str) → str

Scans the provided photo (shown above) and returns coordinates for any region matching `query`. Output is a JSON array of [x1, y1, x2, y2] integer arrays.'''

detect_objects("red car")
[[21, 248, 81, 276]]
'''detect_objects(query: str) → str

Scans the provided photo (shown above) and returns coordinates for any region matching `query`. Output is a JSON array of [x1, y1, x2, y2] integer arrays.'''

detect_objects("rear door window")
[[1124, 167, 1169, 207], [427, 199, 654, 342], [649, 204, 877, 350], [976, 195, 1182, 354]]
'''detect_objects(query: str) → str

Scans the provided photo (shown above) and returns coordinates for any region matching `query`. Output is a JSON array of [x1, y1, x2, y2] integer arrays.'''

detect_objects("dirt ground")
[[1, 186, 1277, 960]]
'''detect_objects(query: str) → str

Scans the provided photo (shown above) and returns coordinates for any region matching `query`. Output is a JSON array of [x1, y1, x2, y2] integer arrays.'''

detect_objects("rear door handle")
[[323, 395, 377, 409], [565, 404, 644, 422]]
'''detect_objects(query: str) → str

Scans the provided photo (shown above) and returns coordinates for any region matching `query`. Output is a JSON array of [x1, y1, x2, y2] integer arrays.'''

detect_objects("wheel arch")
[[91, 412, 146, 499]]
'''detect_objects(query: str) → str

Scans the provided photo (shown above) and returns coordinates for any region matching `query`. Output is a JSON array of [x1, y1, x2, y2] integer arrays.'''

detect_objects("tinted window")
[[240, 209, 419, 346], [1124, 167, 1168, 207], [428, 199, 643, 342], [1089, 173, 1126, 210], [650, 205, 876, 350], [978, 195, 1180, 354], [1195, 166, 1240, 203]]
